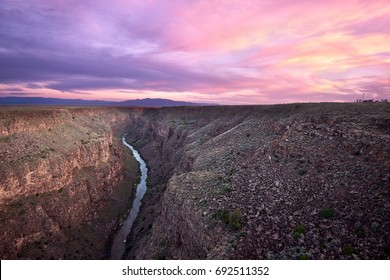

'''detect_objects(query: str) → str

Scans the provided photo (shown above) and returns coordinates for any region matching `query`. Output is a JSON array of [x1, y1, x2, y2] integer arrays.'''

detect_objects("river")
[[110, 134, 148, 260]]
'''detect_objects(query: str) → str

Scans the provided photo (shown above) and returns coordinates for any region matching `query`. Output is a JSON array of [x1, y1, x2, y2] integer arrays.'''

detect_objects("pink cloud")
[[1, 0, 390, 104]]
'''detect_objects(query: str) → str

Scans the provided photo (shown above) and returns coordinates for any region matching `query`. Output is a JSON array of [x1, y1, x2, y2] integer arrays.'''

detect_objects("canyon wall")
[[0, 107, 137, 259], [125, 103, 390, 260]]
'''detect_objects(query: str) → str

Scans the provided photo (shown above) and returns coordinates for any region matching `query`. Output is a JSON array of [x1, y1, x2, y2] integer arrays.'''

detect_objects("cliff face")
[[0, 107, 136, 259], [1, 136, 113, 199], [0, 109, 69, 137], [125, 104, 390, 260]]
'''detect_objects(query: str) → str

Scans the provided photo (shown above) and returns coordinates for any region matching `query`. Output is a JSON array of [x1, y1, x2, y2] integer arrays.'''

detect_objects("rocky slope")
[[125, 103, 390, 260], [0, 107, 138, 259]]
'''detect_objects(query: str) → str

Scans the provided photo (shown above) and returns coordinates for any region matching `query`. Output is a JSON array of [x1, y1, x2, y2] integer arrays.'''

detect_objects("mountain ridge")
[[0, 96, 215, 107]]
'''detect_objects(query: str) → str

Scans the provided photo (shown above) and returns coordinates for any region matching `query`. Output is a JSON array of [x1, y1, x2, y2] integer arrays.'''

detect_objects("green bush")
[[222, 184, 232, 193], [214, 209, 229, 224], [342, 245, 357, 255], [229, 209, 242, 230], [294, 224, 306, 238], [0, 136, 11, 143], [319, 208, 335, 219], [214, 209, 243, 230], [356, 228, 365, 238], [298, 254, 309, 260]]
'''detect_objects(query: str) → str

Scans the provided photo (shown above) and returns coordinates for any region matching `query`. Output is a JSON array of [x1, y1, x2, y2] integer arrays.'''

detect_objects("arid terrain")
[[0, 103, 389, 259]]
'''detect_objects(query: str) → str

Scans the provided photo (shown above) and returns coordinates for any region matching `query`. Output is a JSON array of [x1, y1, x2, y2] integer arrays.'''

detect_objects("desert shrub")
[[214, 209, 243, 230], [294, 224, 306, 238], [228, 209, 242, 230], [319, 208, 335, 219], [222, 184, 232, 193], [356, 228, 365, 238], [298, 254, 309, 260], [342, 245, 357, 255], [214, 209, 229, 223], [0, 136, 11, 143]]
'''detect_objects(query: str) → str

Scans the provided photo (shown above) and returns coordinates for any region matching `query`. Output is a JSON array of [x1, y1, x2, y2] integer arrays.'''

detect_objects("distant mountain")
[[0, 97, 215, 107], [0, 97, 110, 106], [116, 98, 212, 107]]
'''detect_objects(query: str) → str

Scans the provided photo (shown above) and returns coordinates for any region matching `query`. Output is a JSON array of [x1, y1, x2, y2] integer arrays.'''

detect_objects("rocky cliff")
[[0, 107, 138, 259], [125, 103, 390, 260]]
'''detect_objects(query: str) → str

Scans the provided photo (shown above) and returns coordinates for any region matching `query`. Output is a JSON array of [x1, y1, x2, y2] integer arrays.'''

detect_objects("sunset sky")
[[0, 0, 389, 104]]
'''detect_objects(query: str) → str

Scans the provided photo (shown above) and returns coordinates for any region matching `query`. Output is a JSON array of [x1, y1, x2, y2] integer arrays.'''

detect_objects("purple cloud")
[[0, 0, 390, 104]]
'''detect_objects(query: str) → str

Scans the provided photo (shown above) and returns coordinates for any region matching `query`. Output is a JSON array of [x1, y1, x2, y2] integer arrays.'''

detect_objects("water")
[[110, 134, 148, 260]]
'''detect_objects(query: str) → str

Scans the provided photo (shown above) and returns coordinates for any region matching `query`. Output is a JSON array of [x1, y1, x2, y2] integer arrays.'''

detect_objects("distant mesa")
[[0, 97, 216, 107]]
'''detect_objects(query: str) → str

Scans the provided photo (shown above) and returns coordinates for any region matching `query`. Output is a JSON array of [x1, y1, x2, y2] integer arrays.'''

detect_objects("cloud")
[[0, 0, 389, 104], [2, 92, 38, 96]]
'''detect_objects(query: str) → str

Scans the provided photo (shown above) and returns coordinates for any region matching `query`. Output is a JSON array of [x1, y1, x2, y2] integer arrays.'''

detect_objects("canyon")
[[0, 103, 389, 259], [0, 107, 137, 259]]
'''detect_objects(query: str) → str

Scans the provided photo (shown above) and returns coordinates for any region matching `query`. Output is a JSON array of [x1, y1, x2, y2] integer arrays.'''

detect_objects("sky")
[[0, 0, 389, 105]]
